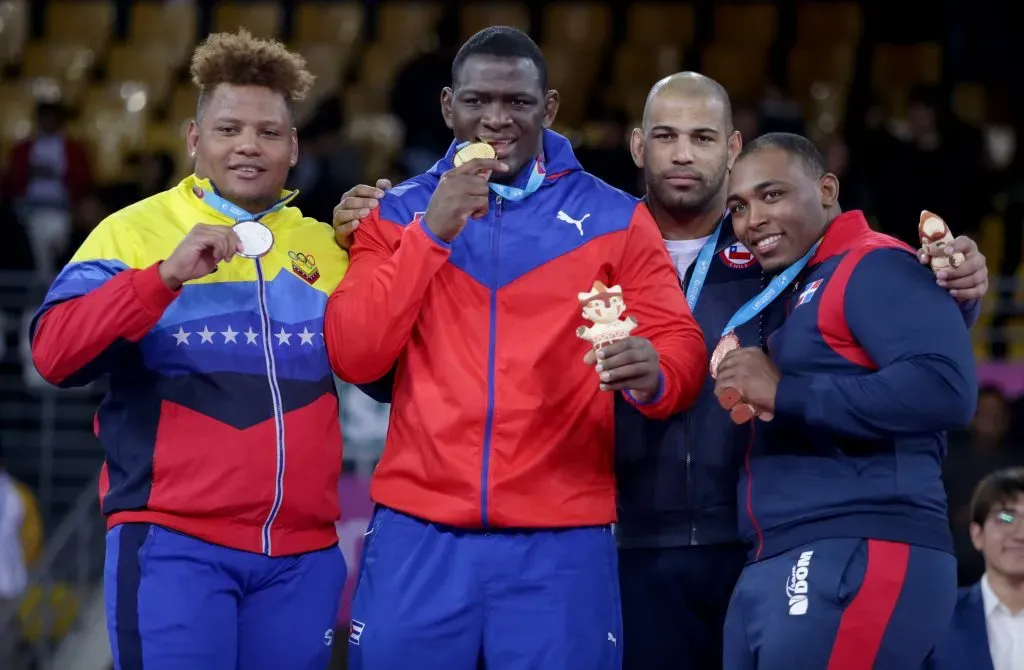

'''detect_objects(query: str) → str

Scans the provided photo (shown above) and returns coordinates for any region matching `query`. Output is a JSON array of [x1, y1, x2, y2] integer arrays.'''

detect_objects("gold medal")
[[453, 141, 496, 168]]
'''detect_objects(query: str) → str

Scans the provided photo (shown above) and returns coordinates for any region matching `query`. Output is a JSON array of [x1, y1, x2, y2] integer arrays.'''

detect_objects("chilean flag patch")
[[796, 279, 824, 307], [719, 243, 757, 269]]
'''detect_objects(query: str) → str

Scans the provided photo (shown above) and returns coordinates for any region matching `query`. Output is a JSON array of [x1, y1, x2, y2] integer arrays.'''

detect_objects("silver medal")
[[233, 220, 274, 259]]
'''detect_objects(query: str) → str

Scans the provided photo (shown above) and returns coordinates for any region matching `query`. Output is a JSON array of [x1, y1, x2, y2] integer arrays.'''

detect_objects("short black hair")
[[451, 26, 548, 91], [738, 132, 827, 179], [970, 466, 1024, 526]]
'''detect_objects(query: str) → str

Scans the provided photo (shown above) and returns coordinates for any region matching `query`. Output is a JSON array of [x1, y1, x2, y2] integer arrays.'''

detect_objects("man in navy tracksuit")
[[716, 133, 979, 669]]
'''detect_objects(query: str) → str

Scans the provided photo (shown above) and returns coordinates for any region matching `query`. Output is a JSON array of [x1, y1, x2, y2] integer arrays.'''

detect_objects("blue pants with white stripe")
[[104, 523, 346, 670], [723, 538, 956, 669], [347, 506, 623, 670]]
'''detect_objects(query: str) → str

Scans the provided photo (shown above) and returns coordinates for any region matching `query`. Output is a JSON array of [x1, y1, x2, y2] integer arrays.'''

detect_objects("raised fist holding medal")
[[422, 140, 509, 243]]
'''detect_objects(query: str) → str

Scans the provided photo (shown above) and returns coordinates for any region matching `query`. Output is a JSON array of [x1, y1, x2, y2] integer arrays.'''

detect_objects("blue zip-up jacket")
[[743, 211, 978, 561], [615, 210, 785, 548]]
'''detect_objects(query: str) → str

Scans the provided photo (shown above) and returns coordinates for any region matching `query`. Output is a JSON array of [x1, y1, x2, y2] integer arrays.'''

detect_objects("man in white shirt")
[[928, 466, 1024, 670]]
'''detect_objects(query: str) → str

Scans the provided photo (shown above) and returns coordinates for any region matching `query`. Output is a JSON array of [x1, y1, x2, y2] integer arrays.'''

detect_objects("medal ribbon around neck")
[[720, 238, 822, 337], [192, 181, 299, 258], [683, 211, 733, 310], [455, 140, 546, 202]]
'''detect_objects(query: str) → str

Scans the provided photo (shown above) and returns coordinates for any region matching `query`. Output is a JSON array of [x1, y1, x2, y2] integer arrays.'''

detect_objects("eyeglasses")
[[992, 509, 1022, 528]]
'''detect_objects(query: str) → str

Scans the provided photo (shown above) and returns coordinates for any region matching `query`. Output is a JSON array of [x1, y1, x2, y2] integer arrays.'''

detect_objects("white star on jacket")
[[168, 325, 320, 346]]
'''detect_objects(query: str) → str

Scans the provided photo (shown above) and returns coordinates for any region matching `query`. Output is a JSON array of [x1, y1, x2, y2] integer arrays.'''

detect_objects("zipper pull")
[[495, 195, 503, 216]]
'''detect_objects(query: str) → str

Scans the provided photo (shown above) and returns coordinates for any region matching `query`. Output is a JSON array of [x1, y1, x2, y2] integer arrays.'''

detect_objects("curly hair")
[[190, 29, 315, 121]]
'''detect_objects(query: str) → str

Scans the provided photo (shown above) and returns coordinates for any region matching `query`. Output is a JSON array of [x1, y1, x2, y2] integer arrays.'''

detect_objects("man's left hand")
[[584, 337, 661, 400], [919, 235, 989, 302], [714, 347, 781, 414]]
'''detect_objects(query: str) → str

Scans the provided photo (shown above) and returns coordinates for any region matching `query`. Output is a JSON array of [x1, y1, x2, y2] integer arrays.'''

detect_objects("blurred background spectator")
[[0, 1, 1021, 668]]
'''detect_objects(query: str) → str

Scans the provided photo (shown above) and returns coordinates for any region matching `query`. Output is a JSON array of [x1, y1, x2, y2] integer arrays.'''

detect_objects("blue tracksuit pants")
[[346, 506, 623, 670], [104, 523, 347, 670], [723, 538, 956, 669]]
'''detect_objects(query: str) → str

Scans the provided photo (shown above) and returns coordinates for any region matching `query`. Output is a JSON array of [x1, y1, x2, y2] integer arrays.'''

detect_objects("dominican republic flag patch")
[[719, 243, 757, 269], [796, 279, 823, 307]]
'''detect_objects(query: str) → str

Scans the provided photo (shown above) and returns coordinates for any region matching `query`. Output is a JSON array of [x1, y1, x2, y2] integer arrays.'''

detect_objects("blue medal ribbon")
[[192, 180, 299, 222], [684, 218, 725, 310], [721, 239, 822, 337], [455, 141, 546, 202]]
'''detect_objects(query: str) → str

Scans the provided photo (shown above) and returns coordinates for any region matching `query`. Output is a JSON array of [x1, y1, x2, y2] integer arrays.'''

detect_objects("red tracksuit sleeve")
[[325, 209, 451, 383], [30, 218, 179, 387], [615, 203, 707, 419]]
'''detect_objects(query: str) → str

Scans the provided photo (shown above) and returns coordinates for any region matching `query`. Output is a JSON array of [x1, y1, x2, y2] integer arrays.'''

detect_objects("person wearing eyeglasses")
[[927, 466, 1024, 670]]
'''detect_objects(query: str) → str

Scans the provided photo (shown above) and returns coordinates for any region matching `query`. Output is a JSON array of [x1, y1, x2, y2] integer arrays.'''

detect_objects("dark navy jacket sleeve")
[[356, 369, 395, 403], [775, 249, 978, 438], [958, 298, 981, 329]]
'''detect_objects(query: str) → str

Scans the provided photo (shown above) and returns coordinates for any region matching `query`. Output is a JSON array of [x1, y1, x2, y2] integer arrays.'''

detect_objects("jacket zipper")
[[680, 262, 698, 546], [684, 412, 696, 545], [480, 194, 504, 526], [255, 257, 287, 555]]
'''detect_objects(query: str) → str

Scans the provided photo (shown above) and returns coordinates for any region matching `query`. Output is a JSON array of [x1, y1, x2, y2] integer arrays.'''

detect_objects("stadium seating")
[[212, 1, 282, 40], [460, 2, 530, 41]]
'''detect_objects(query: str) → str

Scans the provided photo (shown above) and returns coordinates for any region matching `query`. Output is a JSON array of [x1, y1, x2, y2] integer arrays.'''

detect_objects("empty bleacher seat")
[[127, 1, 197, 69], [542, 3, 612, 53], [212, 2, 282, 40], [44, 0, 115, 53], [700, 45, 768, 104], [78, 84, 152, 183], [611, 43, 685, 94], [105, 43, 178, 109], [19, 43, 98, 104], [626, 3, 696, 47], [294, 2, 364, 44], [460, 3, 531, 41], [713, 4, 778, 49], [377, 2, 444, 46], [545, 46, 601, 128], [795, 2, 862, 48]]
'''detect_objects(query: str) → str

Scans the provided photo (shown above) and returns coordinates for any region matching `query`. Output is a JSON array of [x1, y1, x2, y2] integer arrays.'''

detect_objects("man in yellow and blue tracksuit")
[[30, 31, 350, 670]]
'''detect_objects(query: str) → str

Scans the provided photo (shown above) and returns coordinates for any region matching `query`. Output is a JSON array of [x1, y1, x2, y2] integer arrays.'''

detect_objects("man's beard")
[[648, 165, 727, 216]]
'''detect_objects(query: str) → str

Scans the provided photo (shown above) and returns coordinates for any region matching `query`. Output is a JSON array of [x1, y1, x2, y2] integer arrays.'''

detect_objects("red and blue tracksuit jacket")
[[30, 176, 350, 557], [743, 210, 978, 561], [325, 129, 708, 529]]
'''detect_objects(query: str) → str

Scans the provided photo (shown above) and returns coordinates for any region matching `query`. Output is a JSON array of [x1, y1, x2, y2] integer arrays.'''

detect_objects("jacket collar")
[[640, 197, 735, 253], [427, 129, 583, 189], [178, 175, 299, 225]]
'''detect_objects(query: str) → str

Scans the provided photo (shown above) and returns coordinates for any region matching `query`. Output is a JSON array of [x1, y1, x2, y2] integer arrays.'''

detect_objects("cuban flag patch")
[[719, 243, 757, 269], [796, 279, 824, 307]]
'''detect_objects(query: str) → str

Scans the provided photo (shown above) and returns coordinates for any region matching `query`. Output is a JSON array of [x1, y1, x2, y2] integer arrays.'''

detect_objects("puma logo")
[[557, 210, 590, 235]]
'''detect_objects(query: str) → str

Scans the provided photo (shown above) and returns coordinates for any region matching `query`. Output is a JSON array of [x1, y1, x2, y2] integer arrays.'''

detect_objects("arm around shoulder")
[[325, 208, 451, 384], [775, 248, 977, 437]]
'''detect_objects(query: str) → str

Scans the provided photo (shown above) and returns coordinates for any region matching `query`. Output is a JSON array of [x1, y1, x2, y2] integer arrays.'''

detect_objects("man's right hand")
[[424, 158, 508, 243], [333, 179, 392, 250], [159, 223, 243, 291]]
